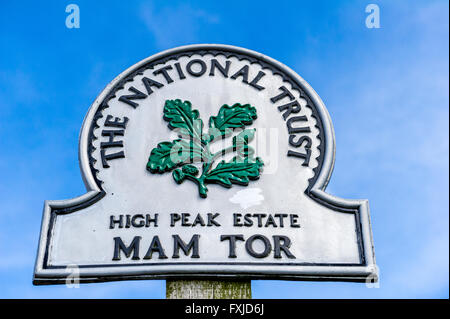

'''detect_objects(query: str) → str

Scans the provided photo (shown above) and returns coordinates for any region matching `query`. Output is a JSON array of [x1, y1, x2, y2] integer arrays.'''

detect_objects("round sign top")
[[79, 44, 335, 200]]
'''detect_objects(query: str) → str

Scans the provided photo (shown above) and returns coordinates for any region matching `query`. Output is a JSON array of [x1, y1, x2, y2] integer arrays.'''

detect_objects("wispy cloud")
[[139, 2, 220, 49]]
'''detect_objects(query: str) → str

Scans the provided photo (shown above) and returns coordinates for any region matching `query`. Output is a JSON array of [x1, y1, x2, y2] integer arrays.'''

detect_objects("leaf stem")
[[183, 172, 208, 198]]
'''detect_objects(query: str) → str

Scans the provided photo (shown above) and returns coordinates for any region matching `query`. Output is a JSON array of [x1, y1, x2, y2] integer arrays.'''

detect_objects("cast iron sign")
[[33, 44, 377, 284]]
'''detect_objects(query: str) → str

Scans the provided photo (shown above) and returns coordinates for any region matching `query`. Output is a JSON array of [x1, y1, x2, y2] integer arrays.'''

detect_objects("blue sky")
[[0, 0, 448, 298]]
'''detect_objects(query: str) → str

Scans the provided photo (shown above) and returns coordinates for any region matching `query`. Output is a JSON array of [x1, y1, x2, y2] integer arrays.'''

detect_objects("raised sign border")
[[33, 44, 377, 285]]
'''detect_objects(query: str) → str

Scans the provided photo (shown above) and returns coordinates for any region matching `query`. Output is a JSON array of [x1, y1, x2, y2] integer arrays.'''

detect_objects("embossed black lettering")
[[249, 71, 266, 91], [286, 116, 311, 134], [118, 86, 147, 108], [209, 59, 231, 78], [287, 149, 311, 167], [273, 235, 296, 259], [112, 236, 141, 260], [230, 65, 249, 83], [270, 86, 294, 103], [278, 100, 301, 120], [172, 234, 200, 258], [245, 234, 271, 258], [153, 65, 174, 84], [143, 236, 168, 259], [142, 76, 164, 95], [221, 235, 245, 258], [186, 59, 207, 77]]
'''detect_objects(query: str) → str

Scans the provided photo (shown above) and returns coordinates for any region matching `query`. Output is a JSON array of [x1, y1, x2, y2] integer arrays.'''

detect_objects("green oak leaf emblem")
[[146, 99, 264, 198]]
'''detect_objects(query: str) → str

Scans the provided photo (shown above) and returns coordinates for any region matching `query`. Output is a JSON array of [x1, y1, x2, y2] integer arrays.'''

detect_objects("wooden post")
[[166, 280, 251, 299]]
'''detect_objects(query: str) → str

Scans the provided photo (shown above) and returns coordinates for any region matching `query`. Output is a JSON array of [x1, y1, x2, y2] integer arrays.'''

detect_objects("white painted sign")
[[33, 44, 377, 284]]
